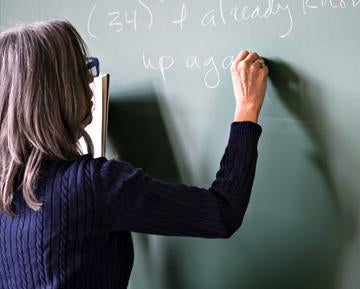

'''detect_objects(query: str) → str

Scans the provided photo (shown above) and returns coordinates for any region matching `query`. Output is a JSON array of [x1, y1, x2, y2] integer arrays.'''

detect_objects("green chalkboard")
[[1, 0, 360, 288]]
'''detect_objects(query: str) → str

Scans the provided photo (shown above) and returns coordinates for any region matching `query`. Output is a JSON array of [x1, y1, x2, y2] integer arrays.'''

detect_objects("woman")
[[0, 20, 268, 289]]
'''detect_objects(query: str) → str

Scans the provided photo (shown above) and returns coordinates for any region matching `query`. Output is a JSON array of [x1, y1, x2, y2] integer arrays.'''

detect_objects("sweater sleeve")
[[92, 121, 262, 239]]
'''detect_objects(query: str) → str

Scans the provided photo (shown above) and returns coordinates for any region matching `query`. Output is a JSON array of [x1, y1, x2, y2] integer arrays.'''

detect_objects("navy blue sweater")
[[0, 121, 261, 289]]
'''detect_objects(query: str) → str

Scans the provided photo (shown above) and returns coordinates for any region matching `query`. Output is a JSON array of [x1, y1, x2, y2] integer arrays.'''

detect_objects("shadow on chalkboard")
[[265, 58, 357, 289], [107, 89, 184, 289], [108, 93, 182, 182], [266, 59, 337, 194]]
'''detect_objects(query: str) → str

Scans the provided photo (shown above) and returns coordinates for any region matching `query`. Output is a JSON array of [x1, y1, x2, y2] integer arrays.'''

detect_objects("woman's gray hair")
[[0, 19, 94, 215]]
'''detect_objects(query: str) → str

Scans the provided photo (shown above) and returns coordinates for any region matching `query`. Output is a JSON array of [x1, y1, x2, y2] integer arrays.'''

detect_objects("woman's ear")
[[79, 86, 93, 128]]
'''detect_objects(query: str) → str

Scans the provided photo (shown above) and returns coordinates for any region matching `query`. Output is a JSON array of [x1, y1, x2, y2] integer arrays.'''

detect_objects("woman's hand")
[[231, 50, 268, 123]]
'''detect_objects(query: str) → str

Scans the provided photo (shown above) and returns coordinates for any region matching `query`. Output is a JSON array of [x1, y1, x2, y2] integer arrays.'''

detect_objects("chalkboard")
[[1, 1, 360, 289]]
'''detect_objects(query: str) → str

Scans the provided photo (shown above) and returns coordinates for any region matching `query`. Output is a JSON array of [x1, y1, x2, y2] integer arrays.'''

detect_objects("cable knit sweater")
[[0, 121, 262, 289]]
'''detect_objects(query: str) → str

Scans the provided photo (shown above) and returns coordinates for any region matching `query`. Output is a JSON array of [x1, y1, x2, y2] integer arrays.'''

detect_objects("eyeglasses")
[[86, 57, 100, 77]]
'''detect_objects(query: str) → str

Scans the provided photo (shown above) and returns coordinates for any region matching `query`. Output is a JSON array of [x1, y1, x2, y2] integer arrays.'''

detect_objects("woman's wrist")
[[233, 106, 259, 123]]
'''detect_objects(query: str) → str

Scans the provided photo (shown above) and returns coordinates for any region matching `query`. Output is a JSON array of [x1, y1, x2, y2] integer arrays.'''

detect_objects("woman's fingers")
[[236, 50, 250, 61], [244, 52, 260, 63], [256, 58, 265, 65], [233, 51, 265, 71], [232, 50, 249, 68], [254, 58, 266, 69]]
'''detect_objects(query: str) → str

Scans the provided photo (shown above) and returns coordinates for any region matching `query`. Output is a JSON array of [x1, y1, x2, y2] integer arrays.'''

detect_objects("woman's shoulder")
[[40, 154, 142, 200], [47, 153, 140, 184]]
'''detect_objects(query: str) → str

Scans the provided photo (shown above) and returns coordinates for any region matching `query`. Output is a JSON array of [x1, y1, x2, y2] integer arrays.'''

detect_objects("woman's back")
[[0, 119, 262, 289], [0, 154, 134, 289]]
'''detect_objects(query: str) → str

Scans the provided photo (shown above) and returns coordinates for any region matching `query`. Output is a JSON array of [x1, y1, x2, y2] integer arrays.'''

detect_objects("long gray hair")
[[0, 20, 94, 216]]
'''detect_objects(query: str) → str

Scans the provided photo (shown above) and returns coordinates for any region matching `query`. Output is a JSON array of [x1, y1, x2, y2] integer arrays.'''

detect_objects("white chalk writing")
[[87, 0, 359, 88], [173, 4, 187, 30], [142, 54, 175, 81], [143, 55, 239, 89], [88, 0, 359, 39]]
